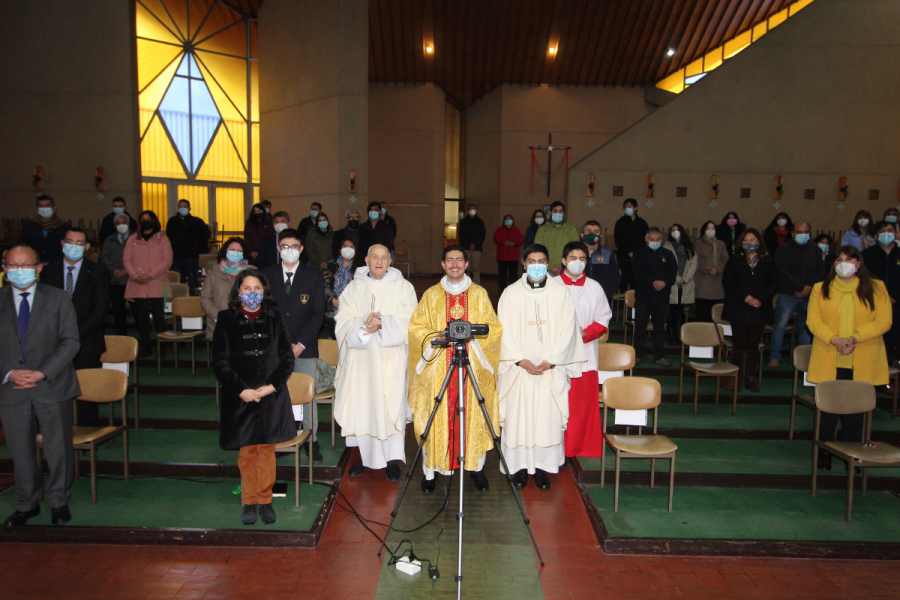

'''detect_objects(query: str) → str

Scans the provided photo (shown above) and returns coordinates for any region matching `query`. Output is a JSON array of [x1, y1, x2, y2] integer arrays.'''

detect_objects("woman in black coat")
[[722, 228, 779, 392], [213, 269, 296, 526], [716, 211, 747, 257]]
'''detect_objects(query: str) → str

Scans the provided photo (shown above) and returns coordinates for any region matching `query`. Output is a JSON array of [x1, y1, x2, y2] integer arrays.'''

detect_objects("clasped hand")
[[519, 359, 551, 376], [9, 370, 45, 390], [361, 312, 382, 334], [239, 385, 276, 403], [652, 280, 666, 291], [831, 337, 856, 356]]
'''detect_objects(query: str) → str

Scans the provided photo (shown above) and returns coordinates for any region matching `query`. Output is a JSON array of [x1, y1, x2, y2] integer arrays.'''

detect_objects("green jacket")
[[534, 221, 580, 264]]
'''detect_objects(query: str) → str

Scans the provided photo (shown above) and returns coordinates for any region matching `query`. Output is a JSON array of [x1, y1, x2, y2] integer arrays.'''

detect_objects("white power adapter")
[[395, 556, 422, 575]]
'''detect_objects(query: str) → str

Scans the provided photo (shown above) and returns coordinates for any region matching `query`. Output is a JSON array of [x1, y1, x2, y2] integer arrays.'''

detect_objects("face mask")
[[526, 263, 548, 281], [878, 232, 895, 246], [310, 210, 319, 219], [886, 215, 898, 224], [794, 233, 810, 245], [141, 219, 154, 230], [368, 211, 380, 220], [648, 241, 662, 250], [835, 262, 858, 278], [534, 217, 545, 226], [240, 291, 264, 311], [116, 224, 130, 235], [178, 207, 189, 217], [468, 210, 477, 217], [671, 230, 681, 240], [340, 247, 356, 260], [280, 248, 300, 264], [818, 243, 830, 253], [504, 219, 513, 227], [566, 260, 585, 276], [624, 208, 634, 217], [727, 218, 738, 227], [226, 251, 244, 263], [551, 213, 564, 224], [858, 218, 869, 227], [318, 221, 329, 230], [62, 243, 84, 261], [348, 219, 360, 229], [582, 233, 599, 245], [705, 229, 716, 238], [6, 268, 37, 288], [273, 222, 288, 233], [113, 207, 125, 215], [776, 218, 787, 227], [743, 242, 759, 253], [37, 207, 54, 219], [252, 212, 264, 221], [381, 208, 387, 216], [265, 208, 270, 214]]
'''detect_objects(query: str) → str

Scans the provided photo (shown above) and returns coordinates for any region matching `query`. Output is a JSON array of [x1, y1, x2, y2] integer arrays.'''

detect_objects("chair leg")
[[668, 454, 676, 513], [207, 340, 212, 370], [811, 443, 819, 497], [788, 399, 796, 441], [174, 342, 179, 369], [732, 375, 738, 416], [90, 444, 98, 504], [714, 376, 721, 405], [846, 466, 854, 522], [123, 430, 130, 482], [74, 446, 80, 480], [157, 340, 162, 376], [862, 466, 868, 497], [678, 367, 684, 404], [134, 387, 140, 430], [614, 452, 621, 512], [600, 441, 606, 488], [693, 373, 699, 416], [216, 380, 220, 408], [893, 377, 898, 418], [191, 337, 196, 377], [295, 444, 300, 508], [308, 436, 314, 485], [650, 458, 656, 489], [331, 408, 336, 450]]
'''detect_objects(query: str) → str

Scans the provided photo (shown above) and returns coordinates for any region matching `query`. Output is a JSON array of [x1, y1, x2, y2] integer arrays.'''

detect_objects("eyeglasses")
[[279, 244, 302, 251], [4, 263, 39, 269], [64, 240, 87, 247]]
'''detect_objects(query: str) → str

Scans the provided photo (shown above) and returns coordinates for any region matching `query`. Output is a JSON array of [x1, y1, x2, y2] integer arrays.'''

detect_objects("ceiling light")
[[666, 48, 676, 57], [425, 45, 433, 54], [548, 46, 557, 55]]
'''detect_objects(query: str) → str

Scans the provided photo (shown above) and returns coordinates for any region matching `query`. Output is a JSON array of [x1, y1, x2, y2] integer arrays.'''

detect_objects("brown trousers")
[[238, 444, 276, 505]]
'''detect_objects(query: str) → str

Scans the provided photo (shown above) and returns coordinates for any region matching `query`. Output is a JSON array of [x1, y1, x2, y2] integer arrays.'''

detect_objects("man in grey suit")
[[1, 245, 81, 527]]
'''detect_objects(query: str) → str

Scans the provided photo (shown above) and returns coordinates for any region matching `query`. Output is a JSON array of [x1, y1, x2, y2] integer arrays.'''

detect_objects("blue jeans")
[[172, 257, 199, 294], [769, 293, 812, 361]]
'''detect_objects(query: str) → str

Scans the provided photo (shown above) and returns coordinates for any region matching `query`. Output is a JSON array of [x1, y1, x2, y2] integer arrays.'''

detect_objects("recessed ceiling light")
[[548, 46, 557, 55], [425, 45, 433, 54], [666, 48, 676, 57]]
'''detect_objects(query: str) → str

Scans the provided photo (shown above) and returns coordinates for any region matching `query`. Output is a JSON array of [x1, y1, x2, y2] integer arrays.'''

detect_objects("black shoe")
[[304, 441, 324, 465], [4, 507, 40, 528], [348, 459, 365, 478], [259, 503, 276, 524], [50, 505, 71, 525], [242, 504, 257, 525], [817, 450, 832, 471], [421, 476, 436, 494], [533, 469, 551, 491], [139, 347, 152, 359], [386, 460, 401, 482], [512, 469, 528, 489], [470, 470, 489, 492]]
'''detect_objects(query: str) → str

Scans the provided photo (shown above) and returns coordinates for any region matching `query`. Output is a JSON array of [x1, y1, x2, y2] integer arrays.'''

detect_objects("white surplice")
[[334, 266, 418, 469], [497, 274, 586, 474], [552, 273, 612, 372]]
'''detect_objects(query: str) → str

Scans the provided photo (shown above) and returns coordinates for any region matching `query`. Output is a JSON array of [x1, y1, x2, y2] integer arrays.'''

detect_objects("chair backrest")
[[793, 345, 812, 374], [597, 343, 635, 372], [598, 330, 609, 344], [815, 380, 876, 415], [319, 338, 339, 367], [680, 322, 723, 348], [169, 283, 189, 298], [166, 271, 181, 284], [394, 245, 411, 258], [625, 289, 635, 309], [76, 369, 129, 402], [172, 296, 205, 318], [100, 335, 139, 363], [287, 373, 315, 406], [602, 376, 661, 411], [711, 303, 727, 325]]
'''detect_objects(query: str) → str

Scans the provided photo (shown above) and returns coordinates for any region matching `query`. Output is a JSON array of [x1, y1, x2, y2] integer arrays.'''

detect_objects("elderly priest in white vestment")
[[334, 244, 418, 481], [497, 243, 586, 491]]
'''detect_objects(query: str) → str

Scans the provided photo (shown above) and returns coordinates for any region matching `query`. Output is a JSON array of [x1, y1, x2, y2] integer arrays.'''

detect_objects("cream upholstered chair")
[[597, 343, 636, 376], [600, 376, 677, 512], [788, 345, 814, 441], [316, 339, 339, 449], [275, 373, 315, 507], [166, 270, 181, 284], [161, 282, 190, 329], [712, 303, 763, 384], [811, 380, 900, 522], [678, 322, 740, 416], [100, 335, 141, 429], [393, 245, 412, 278], [157, 296, 205, 376], [611, 291, 626, 325]]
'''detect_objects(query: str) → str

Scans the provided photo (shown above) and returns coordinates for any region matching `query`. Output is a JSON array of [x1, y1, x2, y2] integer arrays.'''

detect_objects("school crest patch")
[[300, 294, 309, 304]]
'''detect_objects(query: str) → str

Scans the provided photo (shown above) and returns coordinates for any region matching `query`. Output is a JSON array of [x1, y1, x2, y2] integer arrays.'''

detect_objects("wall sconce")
[[95, 167, 105, 191], [709, 175, 719, 199], [586, 173, 595, 197], [425, 45, 434, 54], [33, 166, 43, 190], [646, 174, 655, 198], [774, 175, 783, 200], [838, 176, 848, 201], [348, 169, 358, 194]]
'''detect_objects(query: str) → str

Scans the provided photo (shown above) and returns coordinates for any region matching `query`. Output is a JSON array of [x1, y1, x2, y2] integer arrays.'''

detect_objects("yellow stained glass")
[[769, 8, 789, 29], [216, 187, 245, 235], [137, 38, 183, 92], [251, 123, 260, 183], [193, 9, 245, 56], [142, 182, 169, 223], [223, 119, 249, 168], [253, 187, 260, 205], [162, 0, 189, 41], [723, 30, 752, 60], [250, 61, 259, 121], [136, 1, 181, 45], [657, 69, 684, 94], [752, 22, 768, 42], [142, 115, 188, 179], [139, 52, 181, 111], [790, 0, 815, 16], [685, 58, 704, 78], [194, 59, 244, 122], [195, 50, 248, 120], [176, 185, 210, 223], [196, 125, 247, 183], [703, 47, 723, 71]]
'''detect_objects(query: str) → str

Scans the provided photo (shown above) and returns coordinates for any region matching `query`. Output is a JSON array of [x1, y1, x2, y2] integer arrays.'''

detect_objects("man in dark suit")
[[98, 196, 138, 241], [165, 199, 211, 295], [261, 229, 326, 463], [19, 194, 71, 265], [42, 227, 111, 427], [257, 211, 290, 270], [1, 244, 81, 527]]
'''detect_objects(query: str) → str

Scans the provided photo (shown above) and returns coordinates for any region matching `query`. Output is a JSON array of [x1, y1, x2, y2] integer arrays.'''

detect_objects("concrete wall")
[[568, 0, 900, 243], [0, 1, 141, 230]]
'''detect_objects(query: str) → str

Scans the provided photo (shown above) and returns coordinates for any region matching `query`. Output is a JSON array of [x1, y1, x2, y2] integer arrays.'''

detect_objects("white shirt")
[[282, 261, 299, 284]]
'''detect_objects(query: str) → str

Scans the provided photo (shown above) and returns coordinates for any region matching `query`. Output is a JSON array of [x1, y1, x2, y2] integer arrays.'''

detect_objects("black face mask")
[[251, 212, 264, 223], [348, 219, 360, 230], [141, 219, 158, 230]]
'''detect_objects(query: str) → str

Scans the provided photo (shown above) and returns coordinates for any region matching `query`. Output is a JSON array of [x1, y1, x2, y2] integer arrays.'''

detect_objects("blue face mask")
[[318, 221, 329, 230], [62, 243, 84, 261], [887, 215, 898, 224], [381, 208, 387, 216], [648, 241, 661, 250], [818, 243, 830, 253], [310, 210, 319, 218], [6, 268, 37, 288], [504, 219, 513, 227], [226, 250, 244, 263], [794, 233, 810, 245], [113, 207, 124, 215], [551, 213, 564, 224], [368, 211, 380, 220], [879, 232, 895, 246], [624, 207, 634, 217], [240, 291, 264, 311], [526, 263, 548, 281], [178, 207, 189, 217], [37, 207, 54, 219]]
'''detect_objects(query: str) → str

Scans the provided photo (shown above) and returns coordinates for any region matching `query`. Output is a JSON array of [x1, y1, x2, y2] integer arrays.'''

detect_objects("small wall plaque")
[[804, 189, 816, 200], [676, 187, 688, 198], [740, 187, 751, 198], [869, 189, 880, 201], [613, 186, 624, 197]]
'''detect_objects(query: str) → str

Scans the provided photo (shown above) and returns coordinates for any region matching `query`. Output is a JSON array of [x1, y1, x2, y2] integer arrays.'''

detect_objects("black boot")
[[744, 349, 761, 393]]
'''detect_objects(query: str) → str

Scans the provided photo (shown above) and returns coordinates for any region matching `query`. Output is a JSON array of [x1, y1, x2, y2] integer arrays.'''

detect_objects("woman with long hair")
[[663, 223, 697, 343], [306, 211, 334, 270], [523, 208, 546, 249], [124, 210, 173, 358], [806, 245, 891, 471], [213, 269, 296, 525], [763, 212, 794, 255], [494, 213, 525, 292], [200, 237, 251, 343], [841, 209, 876, 250], [694, 220, 728, 323], [716, 211, 747, 257], [243, 203, 274, 264]]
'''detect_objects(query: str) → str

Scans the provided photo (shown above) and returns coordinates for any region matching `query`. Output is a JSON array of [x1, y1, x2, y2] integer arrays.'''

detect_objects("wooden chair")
[[157, 296, 205, 376], [161, 282, 190, 329], [100, 336, 141, 429], [788, 345, 814, 441], [316, 339, 339, 449], [611, 292, 626, 325], [39, 369, 130, 504], [712, 303, 763, 384], [275, 373, 316, 507], [890, 366, 900, 418], [600, 376, 677, 512], [597, 343, 636, 377], [394, 245, 412, 278], [166, 270, 181, 284], [678, 322, 740, 416], [811, 380, 900, 522], [623, 290, 653, 345]]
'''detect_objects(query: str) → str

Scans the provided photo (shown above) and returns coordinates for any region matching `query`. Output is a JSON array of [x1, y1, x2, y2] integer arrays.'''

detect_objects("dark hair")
[[178, 199, 191, 207], [138, 210, 161, 234], [821, 245, 877, 310], [502, 214, 514, 224], [734, 228, 768, 259], [36, 194, 55, 205], [668, 223, 695, 258], [261, 200, 272, 208], [851, 210, 876, 237], [884, 207, 900, 216], [277, 228, 302, 245], [217, 237, 248, 262], [879, 221, 897, 233], [529, 209, 545, 228], [367, 201, 381, 212], [112, 196, 126, 205], [65, 227, 88, 242], [227, 269, 276, 312], [767, 212, 793, 231], [249, 203, 266, 217], [273, 211, 290, 221], [316, 212, 330, 224], [623, 198, 637, 209], [721, 212, 740, 226], [582, 220, 601, 232], [562, 241, 589, 259], [468, 204, 477, 210], [550, 201, 565, 211], [523, 243, 549, 262], [814, 233, 832, 246], [700, 220, 717, 237], [310, 202, 322, 210], [442, 244, 468, 262], [646, 226, 662, 237]]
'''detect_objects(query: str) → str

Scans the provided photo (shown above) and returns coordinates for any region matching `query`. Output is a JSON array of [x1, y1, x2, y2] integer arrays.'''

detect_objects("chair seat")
[[314, 388, 335, 402], [39, 426, 121, 446], [684, 361, 739, 374], [822, 441, 900, 464], [158, 331, 204, 341], [275, 430, 312, 450], [889, 366, 900, 377], [793, 393, 815, 408], [606, 434, 678, 456]]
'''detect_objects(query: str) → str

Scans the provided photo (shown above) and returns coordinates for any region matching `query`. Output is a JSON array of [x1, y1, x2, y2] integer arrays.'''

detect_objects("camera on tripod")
[[433, 320, 490, 345]]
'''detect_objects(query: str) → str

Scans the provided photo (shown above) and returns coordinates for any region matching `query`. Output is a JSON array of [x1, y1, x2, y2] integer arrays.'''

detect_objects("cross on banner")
[[529, 133, 571, 197]]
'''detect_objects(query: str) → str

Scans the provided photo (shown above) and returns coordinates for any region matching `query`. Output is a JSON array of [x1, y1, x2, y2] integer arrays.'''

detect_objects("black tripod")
[[378, 337, 544, 600]]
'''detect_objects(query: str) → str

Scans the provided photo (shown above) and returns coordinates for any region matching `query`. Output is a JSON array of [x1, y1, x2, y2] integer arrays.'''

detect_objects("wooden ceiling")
[[229, 0, 800, 107]]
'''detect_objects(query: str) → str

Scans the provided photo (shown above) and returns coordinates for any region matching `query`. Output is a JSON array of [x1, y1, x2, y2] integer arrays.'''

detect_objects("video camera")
[[432, 320, 490, 345]]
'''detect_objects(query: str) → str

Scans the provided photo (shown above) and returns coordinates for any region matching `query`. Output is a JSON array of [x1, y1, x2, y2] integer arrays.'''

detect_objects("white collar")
[[440, 274, 471, 295]]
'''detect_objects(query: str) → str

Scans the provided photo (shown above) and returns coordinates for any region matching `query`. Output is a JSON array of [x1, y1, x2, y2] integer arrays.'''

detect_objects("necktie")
[[18, 292, 30, 362], [285, 272, 294, 294], [66, 266, 75, 295]]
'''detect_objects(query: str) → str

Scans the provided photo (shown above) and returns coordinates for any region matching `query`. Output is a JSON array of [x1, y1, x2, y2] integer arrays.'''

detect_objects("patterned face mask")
[[240, 291, 264, 311]]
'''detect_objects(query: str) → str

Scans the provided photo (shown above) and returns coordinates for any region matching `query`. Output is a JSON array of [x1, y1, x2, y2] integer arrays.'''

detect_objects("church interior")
[[1, 0, 900, 598]]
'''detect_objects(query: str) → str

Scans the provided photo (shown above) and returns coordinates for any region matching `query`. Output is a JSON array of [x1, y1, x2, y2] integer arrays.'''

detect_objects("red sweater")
[[493, 225, 524, 262]]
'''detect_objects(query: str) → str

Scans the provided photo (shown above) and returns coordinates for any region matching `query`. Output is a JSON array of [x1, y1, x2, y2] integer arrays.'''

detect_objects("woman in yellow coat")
[[806, 245, 892, 471]]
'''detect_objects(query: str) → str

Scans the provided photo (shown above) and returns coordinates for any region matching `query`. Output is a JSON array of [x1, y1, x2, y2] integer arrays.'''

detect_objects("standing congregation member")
[[261, 200, 273, 216], [98, 196, 137, 241], [213, 270, 295, 525], [554, 241, 611, 461], [380, 202, 398, 241], [20, 195, 70, 264], [0, 245, 81, 527], [768, 221, 821, 368], [497, 244, 586, 490], [716, 211, 746, 257], [166, 199, 210, 295], [296, 202, 322, 241], [494, 215, 524, 293], [331, 210, 362, 260], [632, 228, 677, 366], [262, 229, 326, 464], [42, 228, 110, 427], [694, 220, 728, 323], [722, 229, 778, 392], [458, 204, 487, 284], [306, 212, 334, 270], [876, 207, 900, 231], [861, 222, 900, 366], [535, 202, 579, 277], [201, 237, 250, 345], [257, 211, 290, 270], [100, 213, 133, 336], [763, 212, 793, 256], [841, 210, 876, 251], [358, 201, 394, 259], [806, 246, 891, 471], [612, 198, 648, 293], [334, 245, 417, 481], [815, 234, 835, 264], [664, 224, 697, 344], [243, 203, 274, 265], [408, 245, 502, 494], [125, 211, 173, 359], [326, 239, 356, 311], [581, 221, 619, 304], [523, 209, 545, 249]]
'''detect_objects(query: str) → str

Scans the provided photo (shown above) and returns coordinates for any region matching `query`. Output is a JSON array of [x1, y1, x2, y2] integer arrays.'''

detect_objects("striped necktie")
[[65, 266, 75, 295], [285, 271, 294, 294]]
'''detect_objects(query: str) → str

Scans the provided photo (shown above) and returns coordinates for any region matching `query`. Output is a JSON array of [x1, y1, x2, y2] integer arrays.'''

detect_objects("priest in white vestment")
[[497, 243, 586, 490], [334, 244, 418, 481]]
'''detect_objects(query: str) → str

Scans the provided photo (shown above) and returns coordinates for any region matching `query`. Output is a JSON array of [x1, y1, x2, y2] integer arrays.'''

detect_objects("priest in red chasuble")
[[408, 245, 502, 494]]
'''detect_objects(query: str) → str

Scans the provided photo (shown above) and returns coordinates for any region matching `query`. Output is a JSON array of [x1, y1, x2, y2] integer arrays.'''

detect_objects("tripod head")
[[431, 320, 489, 347]]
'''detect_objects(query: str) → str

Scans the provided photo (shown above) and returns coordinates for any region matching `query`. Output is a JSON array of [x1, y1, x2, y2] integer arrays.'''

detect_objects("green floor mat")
[[134, 394, 336, 426]]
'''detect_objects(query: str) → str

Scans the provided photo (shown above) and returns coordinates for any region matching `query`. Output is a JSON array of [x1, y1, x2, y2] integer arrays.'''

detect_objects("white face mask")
[[705, 229, 716, 239], [116, 224, 129, 235], [566, 260, 586, 276], [776, 218, 787, 227], [835, 261, 858, 278], [340, 247, 356, 260], [858, 218, 869, 227], [273, 222, 288, 233], [468, 209, 477, 217], [534, 217, 545, 226], [280, 248, 300, 264], [671, 230, 681, 240]]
